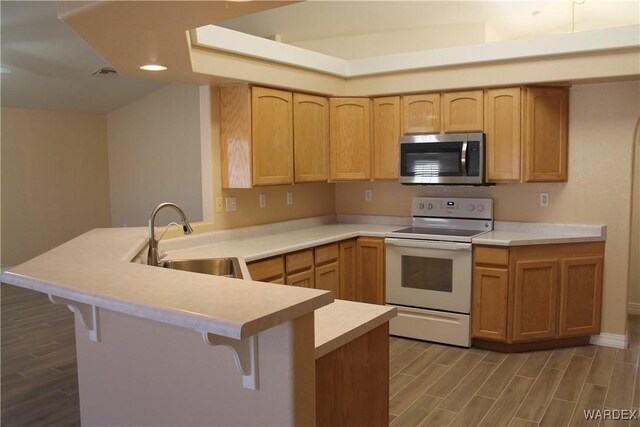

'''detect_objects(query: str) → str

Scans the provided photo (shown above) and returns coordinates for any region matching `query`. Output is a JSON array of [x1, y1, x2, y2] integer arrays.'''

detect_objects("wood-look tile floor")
[[2, 283, 639, 427], [389, 316, 640, 427]]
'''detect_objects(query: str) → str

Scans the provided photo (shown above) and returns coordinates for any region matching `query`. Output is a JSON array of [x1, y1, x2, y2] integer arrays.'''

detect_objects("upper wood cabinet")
[[329, 98, 372, 181], [523, 87, 569, 182], [373, 96, 401, 180], [402, 93, 441, 134], [484, 86, 568, 183], [252, 87, 294, 186], [484, 87, 522, 182], [293, 94, 329, 183], [442, 90, 484, 133], [219, 85, 293, 188]]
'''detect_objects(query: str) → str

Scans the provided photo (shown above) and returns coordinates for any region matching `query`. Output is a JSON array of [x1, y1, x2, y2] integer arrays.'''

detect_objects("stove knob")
[[477, 204, 485, 212], [418, 203, 425, 210], [427, 203, 433, 210], [468, 204, 475, 212]]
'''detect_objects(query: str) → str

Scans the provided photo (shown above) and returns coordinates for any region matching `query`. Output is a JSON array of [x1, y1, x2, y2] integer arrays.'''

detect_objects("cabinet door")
[[559, 256, 603, 337], [286, 269, 315, 288], [523, 87, 568, 182], [315, 262, 340, 296], [329, 98, 371, 181], [442, 90, 484, 133], [356, 237, 385, 305], [294, 93, 329, 183], [402, 93, 440, 134], [252, 87, 293, 186], [219, 85, 252, 188], [512, 259, 558, 342], [484, 88, 522, 182], [472, 266, 509, 341], [339, 239, 357, 301], [373, 96, 401, 180]]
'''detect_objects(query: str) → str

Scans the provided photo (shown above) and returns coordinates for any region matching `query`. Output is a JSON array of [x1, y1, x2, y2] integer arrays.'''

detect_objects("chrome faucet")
[[147, 202, 193, 266]]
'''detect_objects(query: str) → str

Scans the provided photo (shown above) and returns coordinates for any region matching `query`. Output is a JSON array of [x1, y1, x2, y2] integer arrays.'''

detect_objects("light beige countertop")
[[472, 221, 607, 246]]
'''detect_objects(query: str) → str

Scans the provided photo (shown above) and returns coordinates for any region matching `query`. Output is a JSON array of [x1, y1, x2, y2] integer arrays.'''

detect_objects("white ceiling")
[[1, 1, 638, 113], [0, 1, 166, 114]]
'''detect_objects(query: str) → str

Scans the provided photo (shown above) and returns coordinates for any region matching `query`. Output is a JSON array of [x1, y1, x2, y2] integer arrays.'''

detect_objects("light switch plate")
[[365, 189, 372, 202], [286, 191, 293, 205]]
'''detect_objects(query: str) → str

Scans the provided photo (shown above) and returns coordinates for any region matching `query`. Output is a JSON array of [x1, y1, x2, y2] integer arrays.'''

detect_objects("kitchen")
[[1, 1, 639, 426]]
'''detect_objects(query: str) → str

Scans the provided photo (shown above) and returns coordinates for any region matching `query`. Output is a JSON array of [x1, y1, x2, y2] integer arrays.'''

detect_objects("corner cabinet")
[[484, 86, 568, 183], [329, 98, 372, 181], [472, 242, 604, 351], [372, 96, 401, 180]]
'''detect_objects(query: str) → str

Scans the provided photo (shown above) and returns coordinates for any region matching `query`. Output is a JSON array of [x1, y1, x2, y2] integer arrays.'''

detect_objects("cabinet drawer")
[[247, 256, 285, 282], [286, 249, 314, 273], [315, 243, 339, 265], [474, 246, 509, 267]]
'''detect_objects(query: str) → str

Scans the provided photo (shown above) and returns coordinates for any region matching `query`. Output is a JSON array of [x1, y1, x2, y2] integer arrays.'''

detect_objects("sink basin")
[[162, 257, 243, 279]]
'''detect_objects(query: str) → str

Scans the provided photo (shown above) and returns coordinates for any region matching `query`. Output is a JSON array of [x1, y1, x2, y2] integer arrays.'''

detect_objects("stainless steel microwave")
[[399, 133, 486, 185]]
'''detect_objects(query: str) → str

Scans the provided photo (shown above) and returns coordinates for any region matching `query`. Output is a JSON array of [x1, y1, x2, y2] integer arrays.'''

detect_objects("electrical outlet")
[[365, 189, 372, 202], [225, 197, 236, 212], [259, 193, 266, 208], [540, 192, 549, 207], [215, 196, 224, 213], [286, 191, 293, 205]]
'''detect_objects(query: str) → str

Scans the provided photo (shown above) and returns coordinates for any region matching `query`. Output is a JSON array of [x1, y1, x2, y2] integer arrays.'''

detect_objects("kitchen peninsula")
[[0, 218, 398, 426]]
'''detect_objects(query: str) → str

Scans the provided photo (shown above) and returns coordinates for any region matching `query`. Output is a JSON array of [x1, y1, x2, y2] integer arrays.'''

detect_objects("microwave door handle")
[[461, 142, 468, 176]]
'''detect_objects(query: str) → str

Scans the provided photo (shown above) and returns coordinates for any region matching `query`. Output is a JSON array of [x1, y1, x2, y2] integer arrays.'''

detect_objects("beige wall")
[[201, 87, 336, 232], [107, 83, 203, 228], [336, 81, 640, 336], [629, 116, 640, 310], [1, 107, 111, 267]]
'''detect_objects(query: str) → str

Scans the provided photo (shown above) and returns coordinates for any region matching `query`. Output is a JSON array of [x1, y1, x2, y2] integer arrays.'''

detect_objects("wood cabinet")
[[484, 86, 568, 183], [339, 239, 358, 301], [472, 242, 604, 350], [314, 243, 340, 296], [219, 85, 293, 188], [356, 237, 385, 305], [247, 256, 285, 284], [402, 93, 441, 134], [442, 90, 484, 132], [285, 249, 314, 288], [329, 98, 372, 181], [523, 87, 569, 182], [372, 96, 401, 180], [293, 93, 329, 182], [484, 87, 522, 182]]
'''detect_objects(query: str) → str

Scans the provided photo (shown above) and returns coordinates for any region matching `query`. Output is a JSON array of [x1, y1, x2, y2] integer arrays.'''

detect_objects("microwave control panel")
[[412, 197, 493, 220]]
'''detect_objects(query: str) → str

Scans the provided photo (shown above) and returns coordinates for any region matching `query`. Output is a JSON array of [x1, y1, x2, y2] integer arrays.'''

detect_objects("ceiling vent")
[[92, 66, 118, 77]]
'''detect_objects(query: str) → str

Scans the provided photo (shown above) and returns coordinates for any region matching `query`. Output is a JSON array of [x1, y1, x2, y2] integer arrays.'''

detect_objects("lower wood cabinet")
[[472, 242, 604, 349], [247, 237, 385, 305]]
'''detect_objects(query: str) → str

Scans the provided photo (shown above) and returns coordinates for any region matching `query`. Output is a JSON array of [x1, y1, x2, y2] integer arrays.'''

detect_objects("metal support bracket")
[[48, 295, 101, 342], [201, 332, 259, 390]]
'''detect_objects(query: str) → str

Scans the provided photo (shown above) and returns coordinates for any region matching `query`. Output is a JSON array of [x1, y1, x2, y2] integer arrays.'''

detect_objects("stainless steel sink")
[[162, 257, 243, 279]]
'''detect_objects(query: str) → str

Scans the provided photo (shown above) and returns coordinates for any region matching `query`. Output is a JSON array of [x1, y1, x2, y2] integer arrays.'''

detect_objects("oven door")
[[385, 237, 472, 314]]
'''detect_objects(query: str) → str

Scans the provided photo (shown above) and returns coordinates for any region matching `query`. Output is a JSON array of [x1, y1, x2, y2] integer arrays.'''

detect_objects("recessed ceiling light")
[[140, 64, 167, 71]]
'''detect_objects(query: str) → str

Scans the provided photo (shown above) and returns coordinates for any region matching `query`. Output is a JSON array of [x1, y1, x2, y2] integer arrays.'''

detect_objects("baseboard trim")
[[590, 332, 629, 349], [628, 302, 640, 316]]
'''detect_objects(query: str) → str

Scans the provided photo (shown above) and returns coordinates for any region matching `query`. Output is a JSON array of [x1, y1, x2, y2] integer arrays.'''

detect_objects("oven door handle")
[[384, 238, 471, 251]]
